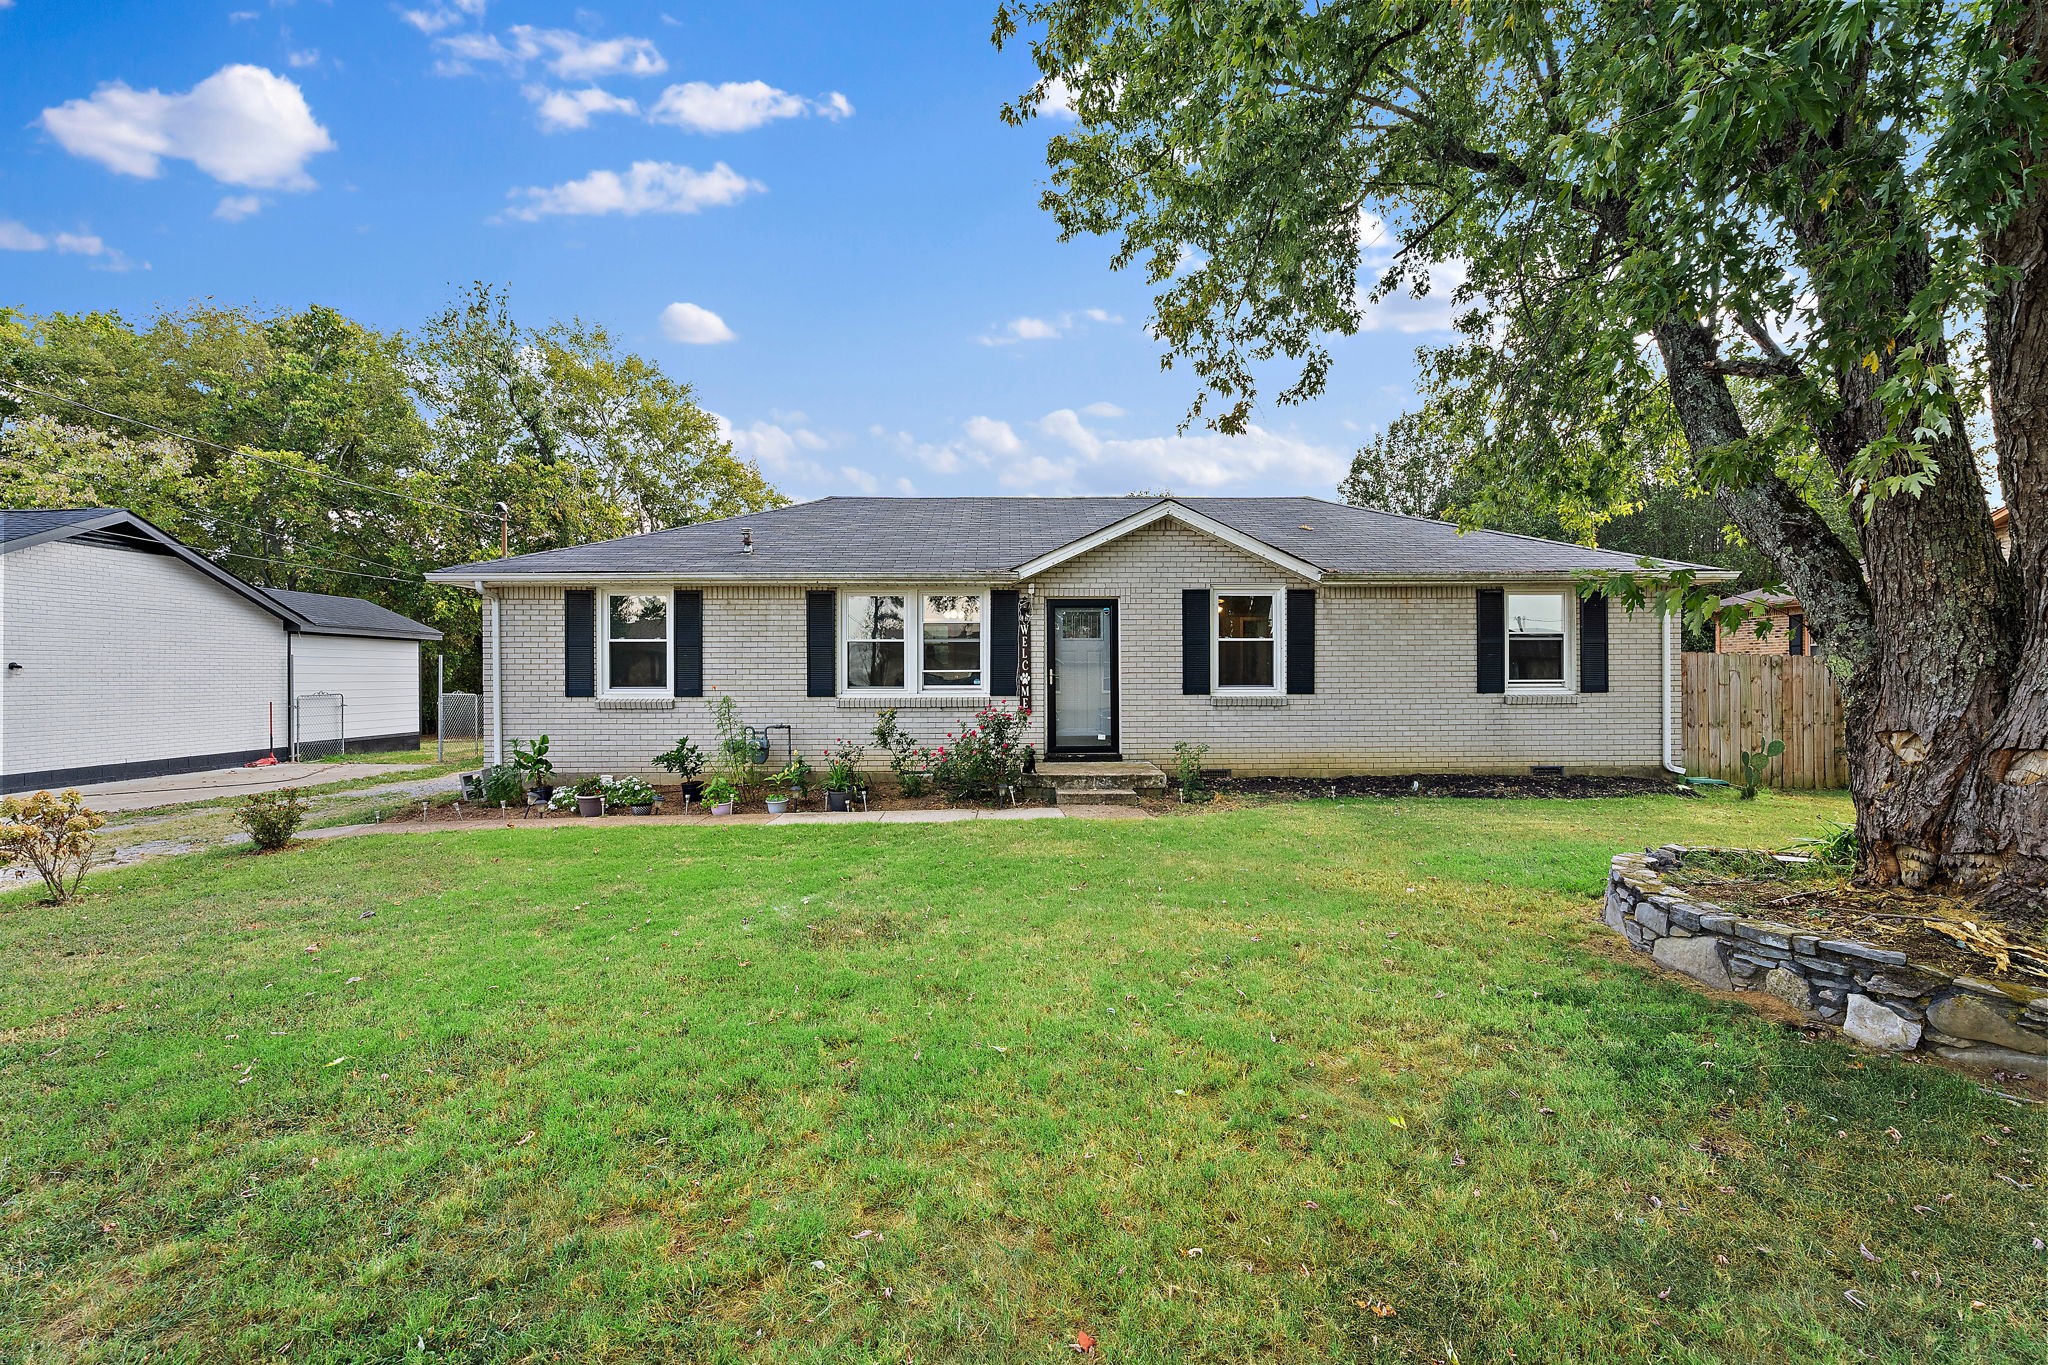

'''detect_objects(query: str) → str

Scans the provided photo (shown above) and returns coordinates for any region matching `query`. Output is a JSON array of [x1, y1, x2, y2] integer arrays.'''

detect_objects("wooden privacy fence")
[[1681, 652, 1850, 789]]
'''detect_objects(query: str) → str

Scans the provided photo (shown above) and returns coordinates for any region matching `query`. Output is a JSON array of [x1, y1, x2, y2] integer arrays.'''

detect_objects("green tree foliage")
[[997, 1, 2048, 906], [0, 290, 784, 703]]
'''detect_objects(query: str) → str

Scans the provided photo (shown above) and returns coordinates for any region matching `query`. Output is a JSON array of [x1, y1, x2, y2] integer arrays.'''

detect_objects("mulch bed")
[[376, 781, 1033, 824], [1212, 773, 1681, 801], [1669, 850, 2048, 990]]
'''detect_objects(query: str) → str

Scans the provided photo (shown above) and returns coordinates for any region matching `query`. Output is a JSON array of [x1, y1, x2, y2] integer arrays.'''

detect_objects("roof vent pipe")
[[741, 529, 754, 554]]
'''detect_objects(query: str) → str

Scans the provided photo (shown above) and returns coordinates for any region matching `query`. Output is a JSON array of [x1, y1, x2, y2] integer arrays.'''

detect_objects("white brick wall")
[[1, 538, 289, 783], [480, 515, 1679, 779]]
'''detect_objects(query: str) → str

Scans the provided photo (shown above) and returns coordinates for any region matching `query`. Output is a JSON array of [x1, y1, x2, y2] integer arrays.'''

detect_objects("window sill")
[[597, 696, 676, 711], [1209, 694, 1288, 708], [835, 695, 991, 709], [1502, 691, 1579, 706]]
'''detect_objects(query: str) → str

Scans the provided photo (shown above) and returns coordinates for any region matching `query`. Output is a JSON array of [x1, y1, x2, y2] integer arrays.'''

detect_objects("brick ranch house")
[[1714, 504, 2012, 656], [428, 496, 1733, 780]]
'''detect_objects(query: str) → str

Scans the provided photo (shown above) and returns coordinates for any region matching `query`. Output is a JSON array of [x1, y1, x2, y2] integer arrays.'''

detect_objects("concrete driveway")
[[9, 761, 418, 813]]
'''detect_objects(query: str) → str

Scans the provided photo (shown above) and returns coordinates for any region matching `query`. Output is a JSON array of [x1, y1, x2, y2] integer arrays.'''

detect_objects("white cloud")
[[0, 219, 138, 270], [526, 85, 638, 131], [400, 0, 486, 35], [502, 160, 761, 220], [658, 301, 736, 344], [40, 64, 335, 190], [287, 49, 320, 69], [963, 415, 1022, 457], [647, 80, 853, 133], [977, 309, 1121, 346], [1081, 401, 1125, 418], [1037, 74, 1077, 120], [437, 25, 665, 80], [1021, 407, 1345, 493], [1355, 212, 1472, 334], [213, 194, 264, 221]]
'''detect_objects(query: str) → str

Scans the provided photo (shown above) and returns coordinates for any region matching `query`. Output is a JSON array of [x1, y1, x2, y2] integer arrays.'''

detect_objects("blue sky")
[[0, 1, 1460, 502]]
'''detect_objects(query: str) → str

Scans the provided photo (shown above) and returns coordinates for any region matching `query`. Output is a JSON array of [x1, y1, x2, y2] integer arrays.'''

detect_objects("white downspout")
[[486, 583, 504, 766], [1661, 609, 1685, 774]]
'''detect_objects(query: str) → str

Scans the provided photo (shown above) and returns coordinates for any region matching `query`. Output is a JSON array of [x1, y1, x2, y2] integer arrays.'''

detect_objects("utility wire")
[[0, 376, 502, 526], [217, 550, 466, 588]]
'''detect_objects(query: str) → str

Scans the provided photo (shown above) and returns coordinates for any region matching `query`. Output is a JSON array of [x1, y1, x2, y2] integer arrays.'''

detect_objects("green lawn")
[[4, 791, 2042, 1363]]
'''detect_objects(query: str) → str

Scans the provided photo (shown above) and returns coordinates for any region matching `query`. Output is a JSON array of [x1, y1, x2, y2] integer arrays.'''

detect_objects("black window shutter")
[[1579, 592, 1610, 693], [1285, 589, 1315, 694], [564, 589, 596, 698], [989, 589, 1020, 696], [805, 590, 836, 697], [1476, 588, 1506, 694], [1181, 588, 1211, 695], [673, 590, 703, 697]]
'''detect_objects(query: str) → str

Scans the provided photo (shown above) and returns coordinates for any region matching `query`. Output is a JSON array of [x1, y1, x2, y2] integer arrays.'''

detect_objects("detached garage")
[[1, 508, 441, 792]]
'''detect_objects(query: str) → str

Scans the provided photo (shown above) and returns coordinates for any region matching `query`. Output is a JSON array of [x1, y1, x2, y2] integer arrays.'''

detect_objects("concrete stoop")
[[1025, 761, 1167, 807]]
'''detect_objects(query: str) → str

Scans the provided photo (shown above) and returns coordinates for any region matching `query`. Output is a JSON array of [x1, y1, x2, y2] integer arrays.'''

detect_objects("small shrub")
[[509, 735, 554, 790], [823, 737, 867, 793], [873, 709, 931, 796], [653, 736, 705, 780], [0, 789, 107, 903], [1172, 741, 1211, 802], [478, 763, 525, 805], [701, 775, 739, 808], [927, 705, 1033, 802], [1737, 739, 1786, 800], [708, 695, 759, 792], [235, 788, 310, 853], [772, 753, 814, 799]]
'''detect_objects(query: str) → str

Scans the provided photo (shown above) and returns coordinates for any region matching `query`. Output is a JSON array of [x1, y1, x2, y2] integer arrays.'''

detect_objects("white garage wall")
[[1, 538, 288, 786], [290, 634, 421, 745]]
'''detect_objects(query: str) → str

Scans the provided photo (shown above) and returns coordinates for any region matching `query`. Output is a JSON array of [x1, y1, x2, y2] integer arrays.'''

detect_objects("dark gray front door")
[[1047, 600, 1117, 754]]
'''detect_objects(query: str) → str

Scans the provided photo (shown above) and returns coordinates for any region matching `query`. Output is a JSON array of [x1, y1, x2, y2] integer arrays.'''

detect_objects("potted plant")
[[653, 736, 706, 801], [701, 775, 738, 816], [823, 737, 866, 812], [511, 734, 555, 803], [608, 776, 658, 815], [764, 783, 791, 816], [770, 753, 813, 813], [569, 775, 605, 818]]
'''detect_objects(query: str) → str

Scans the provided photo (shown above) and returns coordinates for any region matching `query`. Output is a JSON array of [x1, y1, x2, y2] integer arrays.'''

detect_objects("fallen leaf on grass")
[[1387, 1116, 1405, 1129], [1072, 1329, 1096, 1353], [515, 1131, 535, 1147], [324, 1056, 348, 1068]]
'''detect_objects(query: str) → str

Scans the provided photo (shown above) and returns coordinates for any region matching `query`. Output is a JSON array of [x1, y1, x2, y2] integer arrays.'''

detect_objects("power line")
[[164, 502, 469, 583], [218, 550, 465, 589], [0, 376, 502, 526]]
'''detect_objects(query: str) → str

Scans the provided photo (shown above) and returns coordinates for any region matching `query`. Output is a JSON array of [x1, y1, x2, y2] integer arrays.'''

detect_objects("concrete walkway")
[[15, 761, 419, 812]]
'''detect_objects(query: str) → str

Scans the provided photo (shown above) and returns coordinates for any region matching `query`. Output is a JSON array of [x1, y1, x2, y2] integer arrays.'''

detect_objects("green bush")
[[873, 709, 930, 796], [478, 764, 525, 805], [235, 788, 310, 852], [1737, 739, 1785, 800], [1172, 741, 1211, 802], [927, 705, 1033, 802], [652, 736, 705, 780], [0, 788, 107, 903]]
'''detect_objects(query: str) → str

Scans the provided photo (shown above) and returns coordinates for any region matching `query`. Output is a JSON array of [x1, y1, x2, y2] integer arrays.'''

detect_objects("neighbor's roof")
[[428, 496, 1732, 584], [262, 587, 442, 641], [3, 507, 440, 640]]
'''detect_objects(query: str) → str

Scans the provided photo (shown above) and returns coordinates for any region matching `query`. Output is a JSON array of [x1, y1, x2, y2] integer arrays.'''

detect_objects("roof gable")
[[1012, 499, 1325, 581]]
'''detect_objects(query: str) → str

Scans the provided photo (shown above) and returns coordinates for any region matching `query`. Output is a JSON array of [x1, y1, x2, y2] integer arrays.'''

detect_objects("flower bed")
[[1607, 845, 2048, 1075]]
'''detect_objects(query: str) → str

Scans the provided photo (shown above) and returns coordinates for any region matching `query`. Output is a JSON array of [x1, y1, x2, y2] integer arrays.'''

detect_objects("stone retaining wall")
[[1607, 847, 2048, 1070]]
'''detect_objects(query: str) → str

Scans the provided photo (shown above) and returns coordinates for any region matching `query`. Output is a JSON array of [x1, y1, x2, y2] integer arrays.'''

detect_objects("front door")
[[1047, 600, 1118, 755]]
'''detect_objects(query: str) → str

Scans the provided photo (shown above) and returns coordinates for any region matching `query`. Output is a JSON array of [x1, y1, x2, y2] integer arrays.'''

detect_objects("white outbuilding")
[[1, 508, 442, 792]]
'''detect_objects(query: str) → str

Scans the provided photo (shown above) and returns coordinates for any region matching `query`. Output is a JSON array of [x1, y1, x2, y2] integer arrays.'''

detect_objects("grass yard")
[[4, 791, 2043, 1363]]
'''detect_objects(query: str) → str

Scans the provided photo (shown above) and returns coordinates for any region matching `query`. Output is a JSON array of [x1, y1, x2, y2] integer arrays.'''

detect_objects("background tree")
[[998, 0, 2045, 914], [0, 288, 783, 711]]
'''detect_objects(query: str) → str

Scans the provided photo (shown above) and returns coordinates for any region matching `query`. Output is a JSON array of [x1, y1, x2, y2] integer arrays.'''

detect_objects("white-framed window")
[[604, 591, 670, 693], [842, 590, 988, 694], [1214, 588, 1283, 691], [1507, 591, 1570, 688]]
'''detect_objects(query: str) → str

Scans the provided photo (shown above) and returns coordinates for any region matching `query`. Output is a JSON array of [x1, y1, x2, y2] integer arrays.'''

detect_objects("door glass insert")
[[1052, 605, 1113, 748]]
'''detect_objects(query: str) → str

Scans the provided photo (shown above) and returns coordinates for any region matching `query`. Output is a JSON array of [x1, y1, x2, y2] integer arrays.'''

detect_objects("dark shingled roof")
[[0, 508, 125, 547], [5, 506, 441, 639], [262, 587, 442, 641], [431, 496, 1727, 582]]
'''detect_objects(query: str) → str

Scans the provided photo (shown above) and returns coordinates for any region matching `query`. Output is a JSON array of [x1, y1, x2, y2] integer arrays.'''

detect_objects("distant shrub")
[[0, 789, 107, 903], [479, 763, 525, 805], [1172, 741, 1211, 802], [1737, 740, 1785, 800], [235, 788, 310, 852], [873, 709, 931, 796]]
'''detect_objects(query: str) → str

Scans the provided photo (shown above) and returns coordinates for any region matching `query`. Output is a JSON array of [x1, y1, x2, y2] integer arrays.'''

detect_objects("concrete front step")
[[1029, 760, 1168, 795], [1054, 787, 1140, 806]]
